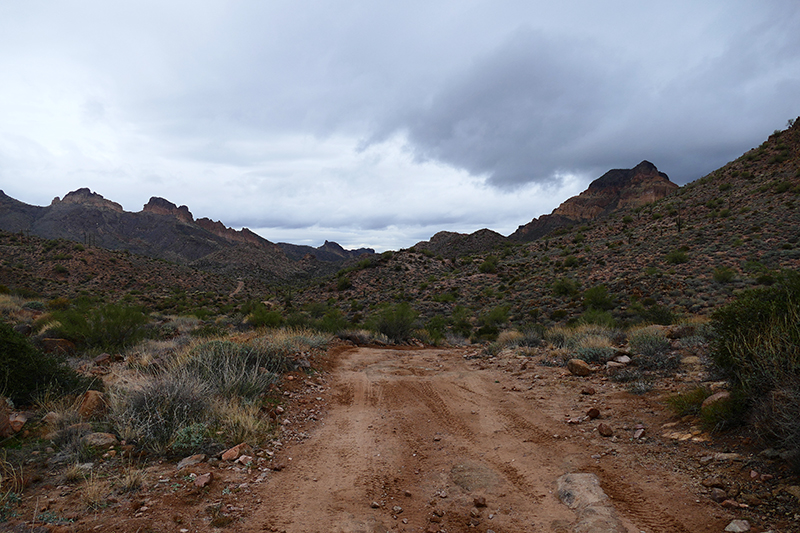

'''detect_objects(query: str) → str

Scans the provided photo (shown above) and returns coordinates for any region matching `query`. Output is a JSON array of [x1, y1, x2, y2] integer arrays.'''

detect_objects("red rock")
[[587, 408, 601, 420], [597, 423, 613, 437], [221, 442, 253, 461], [194, 472, 213, 488], [75, 390, 108, 419], [8, 413, 27, 433], [580, 386, 596, 395], [567, 359, 592, 377], [473, 496, 487, 507], [93, 353, 113, 365], [81, 432, 118, 448]]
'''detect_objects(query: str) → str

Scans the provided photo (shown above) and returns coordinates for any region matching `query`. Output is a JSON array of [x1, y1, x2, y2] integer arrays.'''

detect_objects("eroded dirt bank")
[[245, 346, 730, 533]]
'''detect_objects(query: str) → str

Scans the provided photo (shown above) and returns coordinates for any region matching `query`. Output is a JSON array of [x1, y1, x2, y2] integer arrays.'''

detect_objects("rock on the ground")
[[724, 519, 750, 532], [81, 432, 118, 448], [177, 454, 207, 470], [701, 391, 730, 412], [74, 390, 108, 419], [221, 442, 253, 461], [557, 473, 623, 532], [194, 472, 213, 488], [597, 423, 614, 437], [567, 359, 592, 377]]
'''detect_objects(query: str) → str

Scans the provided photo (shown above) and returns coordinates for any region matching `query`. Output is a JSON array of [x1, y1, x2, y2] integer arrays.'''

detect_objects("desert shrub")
[[425, 315, 449, 344], [450, 305, 472, 338], [314, 308, 350, 333], [579, 308, 616, 328], [552, 277, 580, 297], [629, 326, 678, 370], [212, 398, 270, 447], [182, 340, 285, 399], [246, 304, 283, 328], [574, 334, 616, 363], [713, 266, 735, 283], [665, 249, 689, 264], [474, 305, 510, 340], [54, 303, 150, 350], [478, 255, 498, 274], [113, 373, 210, 451], [336, 276, 353, 291], [711, 271, 800, 439], [371, 303, 418, 343], [0, 322, 95, 405], [171, 422, 209, 454], [582, 285, 615, 311], [666, 386, 712, 416]]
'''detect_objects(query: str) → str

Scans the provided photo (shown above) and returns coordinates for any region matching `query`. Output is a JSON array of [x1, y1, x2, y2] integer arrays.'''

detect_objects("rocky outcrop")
[[412, 228, 507, 259], [53, 188, 123, 212], [143, 197, 194, 223], [510, 161, 678, 242]]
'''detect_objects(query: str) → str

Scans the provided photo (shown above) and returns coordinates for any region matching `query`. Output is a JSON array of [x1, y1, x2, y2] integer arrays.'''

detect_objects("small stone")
[[370, 501, 380, 509], [597, 423, 613, 437], [724, 519, 750, 532], [702, 476, 725, 488], [710, 488, 728, 502], [580, 386, 596, 395], [194, 472, 213, 488], [221, 443, 253, 462], [8, 413, 26, 433], [177, 454, 206, 470], [392, 506, 403, 514], [567, 359, 592, 377], [81, 432, 118, 449], [721, 499, 740, 509], [74, 390, 108, 420], [469, 507, 481, 518], [473, 496, 487, 507], [613, 355, 631, 364], [93, 353, 113, 366], [236, 455, 254, 465], [586, 408, 600, 420], [633, 428, 645, 439], [404, 490, 412, 497], [702, 391, 731, 410]]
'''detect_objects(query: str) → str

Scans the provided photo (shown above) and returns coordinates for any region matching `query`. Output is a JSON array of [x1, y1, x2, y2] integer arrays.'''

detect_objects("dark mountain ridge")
[[0, 189, 373, 283]]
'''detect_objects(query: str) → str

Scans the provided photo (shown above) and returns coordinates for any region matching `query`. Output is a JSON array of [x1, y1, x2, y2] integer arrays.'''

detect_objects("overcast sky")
[[1, 1, 798, 251]]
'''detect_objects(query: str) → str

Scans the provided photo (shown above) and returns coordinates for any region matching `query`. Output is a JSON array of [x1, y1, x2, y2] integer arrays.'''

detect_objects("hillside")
[[296, 120, 800, 330]]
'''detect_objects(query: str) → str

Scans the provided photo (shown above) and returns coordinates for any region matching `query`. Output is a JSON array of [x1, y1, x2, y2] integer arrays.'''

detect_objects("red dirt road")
[[245, 346, 728, 533]]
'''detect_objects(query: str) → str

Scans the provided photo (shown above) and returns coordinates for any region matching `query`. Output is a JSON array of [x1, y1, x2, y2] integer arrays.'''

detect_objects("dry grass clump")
[[628, 326, 678, 370], [337, 329, 389, 345], [574, 334, 616, 363], [82, 473, 106, 510], [116, 465, 146, 493], [212, 399, 272, 447]]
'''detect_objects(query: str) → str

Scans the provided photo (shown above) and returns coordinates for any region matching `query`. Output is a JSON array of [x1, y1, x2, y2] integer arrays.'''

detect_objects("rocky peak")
[[510, 161, 678, 241], [142, 197, 194, 223], [53, 188, 123, 212]]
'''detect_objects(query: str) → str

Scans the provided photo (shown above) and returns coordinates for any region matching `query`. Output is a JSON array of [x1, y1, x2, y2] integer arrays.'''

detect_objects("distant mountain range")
[[0, 190, 374, 283]]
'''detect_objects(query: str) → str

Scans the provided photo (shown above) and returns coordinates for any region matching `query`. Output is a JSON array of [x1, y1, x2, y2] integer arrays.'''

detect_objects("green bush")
[[666, 386, 712, 416], [713, 266, 735, 283], [665, 249, 689, 264], [710, 271, 800, 448], [582, 285, 614, 311], [371, 303, 418, 343], [247, 304, 283, 328], [478, 256, 498, 274], [552, 277, 580, 297], [55, 303, 150, 350], [0, 322, 95, 405]]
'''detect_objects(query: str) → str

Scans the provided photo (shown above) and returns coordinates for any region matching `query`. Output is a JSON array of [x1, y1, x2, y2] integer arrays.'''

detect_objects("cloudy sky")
[[1, 1, 798, 251]]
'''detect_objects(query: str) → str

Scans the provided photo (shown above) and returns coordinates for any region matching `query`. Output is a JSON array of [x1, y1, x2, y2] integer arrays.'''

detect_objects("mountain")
[[509, 161, 678, 241], [412, 229, 507, 259], [0, 189, 373, 283], [278, 240, 375, 262]]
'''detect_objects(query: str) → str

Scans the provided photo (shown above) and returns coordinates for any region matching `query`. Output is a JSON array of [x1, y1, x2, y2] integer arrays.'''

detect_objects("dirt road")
[[246, 346, 729, 533]]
